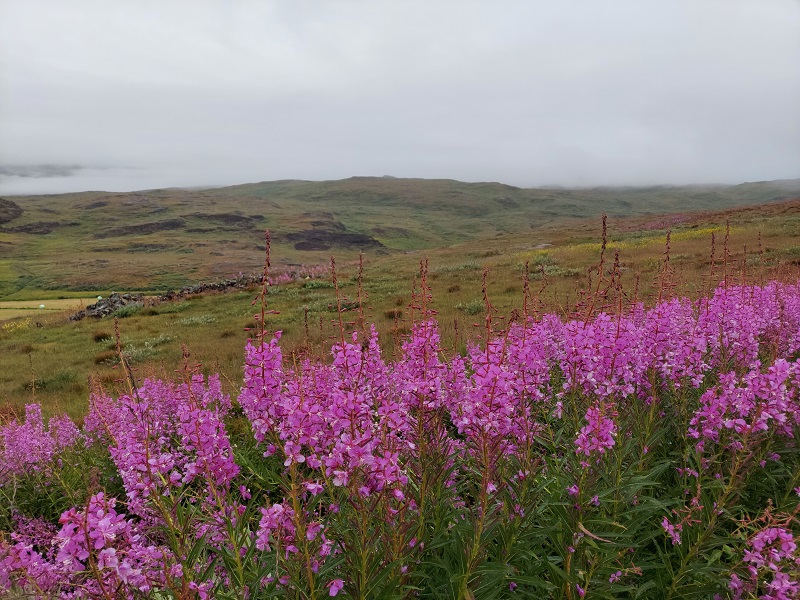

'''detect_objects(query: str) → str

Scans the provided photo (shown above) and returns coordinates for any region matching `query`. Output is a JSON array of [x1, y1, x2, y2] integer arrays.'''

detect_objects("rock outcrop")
[[69, 293, 144, 321], [158, 274, 262, 301]]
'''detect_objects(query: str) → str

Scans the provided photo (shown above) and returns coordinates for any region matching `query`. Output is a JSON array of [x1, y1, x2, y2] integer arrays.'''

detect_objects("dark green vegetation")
[[1, 177, 799, 418]]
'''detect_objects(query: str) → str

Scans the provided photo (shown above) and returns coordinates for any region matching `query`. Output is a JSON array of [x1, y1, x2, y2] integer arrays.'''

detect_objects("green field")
[[1, 177, 799, 419]]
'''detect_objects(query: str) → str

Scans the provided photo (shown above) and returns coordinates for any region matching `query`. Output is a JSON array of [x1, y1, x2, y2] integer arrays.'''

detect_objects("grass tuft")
[[112, 303, 143, 318], [179, 314, 217, 326], [455, 299, 484, 315]]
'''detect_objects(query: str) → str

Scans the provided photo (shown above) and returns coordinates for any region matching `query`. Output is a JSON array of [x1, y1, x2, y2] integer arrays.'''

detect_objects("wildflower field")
[[2, 240, 800, 600]]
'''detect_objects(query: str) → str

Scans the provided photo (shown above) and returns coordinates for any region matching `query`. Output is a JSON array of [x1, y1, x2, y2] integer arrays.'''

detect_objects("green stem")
[[665, 451, 745, 599]]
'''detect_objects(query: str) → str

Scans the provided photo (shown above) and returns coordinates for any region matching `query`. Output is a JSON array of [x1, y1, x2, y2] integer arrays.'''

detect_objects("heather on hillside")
[[2, 280, 800, 599]]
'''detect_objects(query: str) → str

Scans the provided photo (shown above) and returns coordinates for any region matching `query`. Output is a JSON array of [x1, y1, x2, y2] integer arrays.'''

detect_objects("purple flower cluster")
[[0, 404, 82, 483], [575, 402, 617, 459], [85, 374, 239, 517], [240, 326, 416, 497], [1, 376, 242, 597], [1, 492, 170, 596], [730, 526, 799, 600], [242, 282, 800, 479], [689, 358, 800, 453]]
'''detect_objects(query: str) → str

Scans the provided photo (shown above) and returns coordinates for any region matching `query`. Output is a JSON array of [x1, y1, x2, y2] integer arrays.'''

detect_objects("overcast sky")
[[1, 0, 798, 194]]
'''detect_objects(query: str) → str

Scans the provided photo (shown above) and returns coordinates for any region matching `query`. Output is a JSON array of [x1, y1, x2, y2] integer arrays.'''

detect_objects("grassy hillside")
[[1, 177, 799, 296], [2, 190, 800, 419]]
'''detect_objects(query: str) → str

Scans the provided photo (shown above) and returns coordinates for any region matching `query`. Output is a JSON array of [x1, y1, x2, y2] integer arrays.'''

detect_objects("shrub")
[[2, 318, 32, 333], [302, 279, 335, 289], [112, 302, 142, 318], [455, 298, 484, 315], [179, 314, 217, 326]]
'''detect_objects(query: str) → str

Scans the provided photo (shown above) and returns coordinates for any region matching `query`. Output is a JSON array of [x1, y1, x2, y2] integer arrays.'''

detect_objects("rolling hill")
[[1, 176, 798, 296]]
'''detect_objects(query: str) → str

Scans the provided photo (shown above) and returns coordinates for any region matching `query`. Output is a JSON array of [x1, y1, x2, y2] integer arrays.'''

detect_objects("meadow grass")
[[1, 199, 799, 422]]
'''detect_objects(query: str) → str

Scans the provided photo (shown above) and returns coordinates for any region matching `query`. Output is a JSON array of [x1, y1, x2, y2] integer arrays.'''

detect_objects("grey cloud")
[[0, 0, 798, 194]]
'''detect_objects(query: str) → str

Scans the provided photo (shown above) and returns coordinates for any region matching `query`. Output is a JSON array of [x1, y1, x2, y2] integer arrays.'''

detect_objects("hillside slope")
[[1, 177, 798, 295]]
